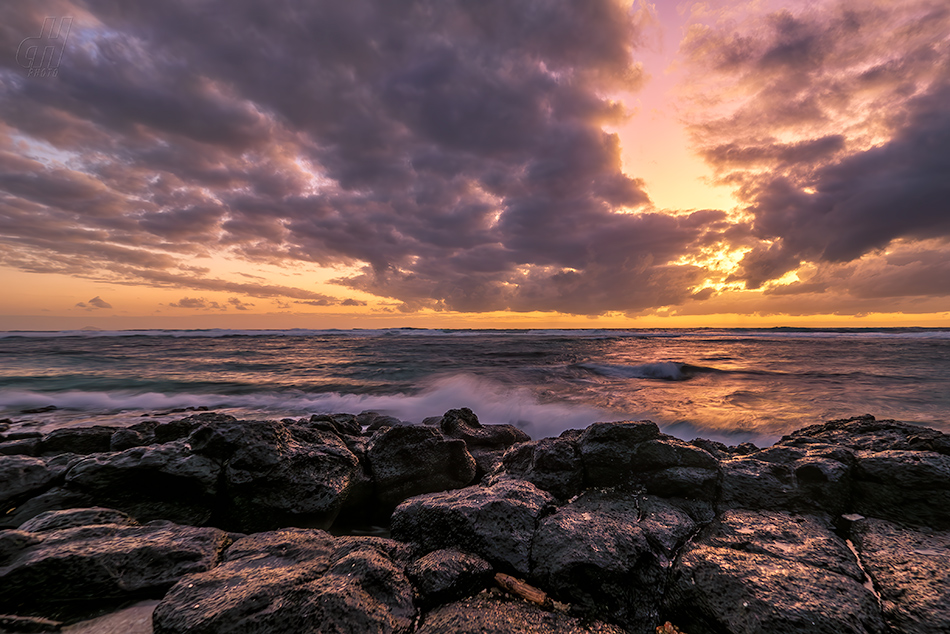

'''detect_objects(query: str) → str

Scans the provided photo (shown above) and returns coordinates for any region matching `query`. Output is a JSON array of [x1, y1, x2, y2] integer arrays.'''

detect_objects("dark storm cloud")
[[683, 0, 950, 292], [0, 0, 740, 314]]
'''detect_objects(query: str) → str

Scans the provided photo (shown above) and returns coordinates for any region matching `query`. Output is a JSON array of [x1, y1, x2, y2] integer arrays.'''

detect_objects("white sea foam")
[[0, 374, 624, 439]]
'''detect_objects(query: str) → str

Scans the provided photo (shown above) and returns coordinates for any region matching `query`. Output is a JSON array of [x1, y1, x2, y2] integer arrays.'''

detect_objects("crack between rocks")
[[845, 538, 885, 612]]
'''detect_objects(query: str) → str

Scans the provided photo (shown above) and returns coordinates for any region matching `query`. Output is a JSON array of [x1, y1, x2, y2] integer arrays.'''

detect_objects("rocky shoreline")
[[1, 410, 949, 633]]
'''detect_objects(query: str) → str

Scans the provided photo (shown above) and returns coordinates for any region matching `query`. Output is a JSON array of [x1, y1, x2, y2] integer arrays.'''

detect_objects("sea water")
[[1, 328, 948, 446]]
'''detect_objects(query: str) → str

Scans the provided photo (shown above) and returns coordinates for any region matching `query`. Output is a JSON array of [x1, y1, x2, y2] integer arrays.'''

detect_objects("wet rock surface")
[[406, 548, 494, 606], [415, 594, 627, 634], [665, 509, 886, 634], [368, 424, 478, 509], [850, 517, 950, 634], [0, 519, 230, 620], [391, 479, 554, 577], [0, 413, 947, 633], [152, 528, 415, 634]]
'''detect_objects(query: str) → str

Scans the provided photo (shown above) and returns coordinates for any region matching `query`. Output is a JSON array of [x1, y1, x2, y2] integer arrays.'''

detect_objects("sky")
[[1, 0, 948, 330]]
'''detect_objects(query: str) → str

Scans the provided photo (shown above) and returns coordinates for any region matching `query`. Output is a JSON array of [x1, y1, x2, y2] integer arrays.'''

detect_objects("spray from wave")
[[0, 374, 628, 439]]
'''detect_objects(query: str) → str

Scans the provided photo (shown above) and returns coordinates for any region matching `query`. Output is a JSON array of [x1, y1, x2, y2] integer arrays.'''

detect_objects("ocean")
[[1, 328, 948, 447]]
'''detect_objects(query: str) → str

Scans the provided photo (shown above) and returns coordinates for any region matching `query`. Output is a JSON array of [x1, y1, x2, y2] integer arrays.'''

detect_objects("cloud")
[[0, 0, 731, 315], [0, 0, 947, 317], [87, 296, 111, 309], [680, 0, 950, 290], [227, 297, 253, 310], [168, 297, 211, 309]]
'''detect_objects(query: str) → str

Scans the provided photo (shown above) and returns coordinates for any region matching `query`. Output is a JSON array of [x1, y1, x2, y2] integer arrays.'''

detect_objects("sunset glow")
[[1, 0, 948, 330]]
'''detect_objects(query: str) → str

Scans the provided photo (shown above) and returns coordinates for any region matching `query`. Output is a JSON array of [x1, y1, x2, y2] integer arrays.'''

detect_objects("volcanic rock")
[[36, 426, 118, 457], [0, 455, 54, 509], [496, 436, 584, 500], [186, 418, 363, 531], [407, 548, 495, 606], [415, 594, 626, 634], [850, 517, 950, 633], [368, 424, 477, 509], [391, 479, 554, 577], [0, 520, 230, 619], [577, 420, 660, 485], [64, 441, 221, 525], [152, 528, 415, 634], [664, 509, 886, 634], [17, 507, 138, 533]]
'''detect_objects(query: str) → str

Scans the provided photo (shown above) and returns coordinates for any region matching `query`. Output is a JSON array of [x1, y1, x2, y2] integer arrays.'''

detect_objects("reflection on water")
[[1, 328, 948, 445]]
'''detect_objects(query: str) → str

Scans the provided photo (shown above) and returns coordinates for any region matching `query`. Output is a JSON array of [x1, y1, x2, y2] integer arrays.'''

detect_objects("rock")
[[530, 489, 683, 633], [153, 413, 233, 444], [152, 528, 415, 634], [0, 455, 54, 509], [20, 406, 57, 414], [782, 415, 950, 454], [852, 449, 950, 529], [689, 438, 731, 460], [850, 517, 950, 633], [391, 480, 554, 577], [0, 521, 230, 619], [109, 428, 153, 452], [719, 443, 854, 515], [0, 614, 63, 632], [577, 421, 660, 486], [407, 549, 494, 606], [36, 426, 118, 456], [187, 419, 363, 531], [0, 488, 96, 530], [368, 425, 477, 510], [357, 411, 404, 432], [496, 437, 583, 500], [665, 509, 886, 634], [0, 438, 40, 456], [439, 408, 530, 449], [3, 431, 43, 441], [17, 507, 137, 533], [415, 594, 626, 634], [311, 413, 364, 436], [64, 441, 221, 525]]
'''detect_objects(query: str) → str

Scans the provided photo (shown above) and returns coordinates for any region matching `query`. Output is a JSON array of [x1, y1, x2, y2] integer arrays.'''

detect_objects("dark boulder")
[[415, 594, 626, 634], [0, 455, 54, 509], [407, 549, 494, 606], [852, 449, 950, 529], [665, 509, 886, 634], [577, 421, 660, 486], [0, 520, 230, 619], [0, 614, 63, 632], [391, 480, 554, 577], [437, 408, 530, 480], [36, 426, 118, 457], [17, 507, 138, 533], [64, 441, 221, 525], [153, 528, 415, 634], [311, 412, 364, 436], [0, 488, 96, 530], [530, 488, 668, 633], [782, 415, 950, 454], [719, 443, 855, 515], [368, 425, 477, 510], [0, 438, 40, 456], [110, 428, 154, 452], [850, 517, 950, 633], [187, 419, 363, 531], [495, 437, 583, 501]]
